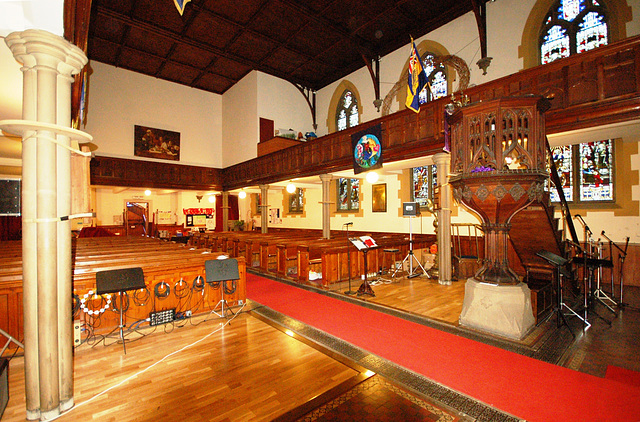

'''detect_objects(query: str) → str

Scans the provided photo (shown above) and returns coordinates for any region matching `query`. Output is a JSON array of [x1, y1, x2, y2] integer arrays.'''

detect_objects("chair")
[[205, 258, 240, 320], [451, 223, 483, 280], [95, 267, 146, 354]]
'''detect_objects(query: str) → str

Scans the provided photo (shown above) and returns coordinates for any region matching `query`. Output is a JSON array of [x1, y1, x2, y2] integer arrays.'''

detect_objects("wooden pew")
[[0, 236, 247, 355]]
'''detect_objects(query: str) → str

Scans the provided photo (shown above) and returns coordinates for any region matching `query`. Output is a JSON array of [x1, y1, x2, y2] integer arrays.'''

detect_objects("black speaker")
[[0, 358, 8, 420], [402, 202, 420, 216], [96, 267, 146, 294], [205, 258, 240, 282]]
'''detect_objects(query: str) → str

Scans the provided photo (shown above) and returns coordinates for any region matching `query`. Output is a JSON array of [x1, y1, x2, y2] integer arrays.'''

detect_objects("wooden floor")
[[3, 274, 639, 421]]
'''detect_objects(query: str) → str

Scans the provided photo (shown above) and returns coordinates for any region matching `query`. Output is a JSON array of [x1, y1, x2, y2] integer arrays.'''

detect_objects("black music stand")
[[205, 258, 239, 320], [536, 250, 579, 335], [96, 267, 146, 354]]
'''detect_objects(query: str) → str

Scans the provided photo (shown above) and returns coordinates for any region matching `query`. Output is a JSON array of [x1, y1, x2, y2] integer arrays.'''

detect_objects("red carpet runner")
[[247, 274, 640, 422]]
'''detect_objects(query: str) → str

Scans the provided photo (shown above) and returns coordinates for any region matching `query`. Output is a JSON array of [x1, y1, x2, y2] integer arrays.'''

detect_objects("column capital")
[[319, 174, 333, 182], [432, 152, 451, 166], [5, 29, 87, 77]]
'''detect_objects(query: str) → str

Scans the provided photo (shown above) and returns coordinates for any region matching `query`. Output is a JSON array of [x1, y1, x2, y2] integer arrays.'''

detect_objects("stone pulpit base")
[[459, 278, 535, 340]]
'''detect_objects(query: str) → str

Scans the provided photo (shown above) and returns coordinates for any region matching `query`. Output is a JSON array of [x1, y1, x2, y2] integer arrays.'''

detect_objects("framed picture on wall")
[[372, 183, 386, 213], [134, 125, 180, 161]]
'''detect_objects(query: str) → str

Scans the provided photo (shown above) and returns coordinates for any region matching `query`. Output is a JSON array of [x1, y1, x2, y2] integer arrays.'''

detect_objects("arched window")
[[540, 0, 608, 64], [418, 54, 448, 104], [336, 90, 359, 131]]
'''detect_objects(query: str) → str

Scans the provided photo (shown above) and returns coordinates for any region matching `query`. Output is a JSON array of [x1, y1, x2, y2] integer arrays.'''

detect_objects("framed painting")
[[372, 183, 386, 212], [134, 125, 180, 161]]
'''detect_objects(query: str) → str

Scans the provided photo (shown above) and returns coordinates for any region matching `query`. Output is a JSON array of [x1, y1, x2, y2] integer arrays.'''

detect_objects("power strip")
[[149, 309, 175, 326]]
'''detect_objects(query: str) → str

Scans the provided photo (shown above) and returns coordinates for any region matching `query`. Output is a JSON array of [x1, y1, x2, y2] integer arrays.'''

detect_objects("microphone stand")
[[602, 231, 630, 306], [343, 222, 356, 295], [574, 214, 596, 326]]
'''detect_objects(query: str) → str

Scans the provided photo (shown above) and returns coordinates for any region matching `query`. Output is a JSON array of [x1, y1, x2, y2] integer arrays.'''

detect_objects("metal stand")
[[592, 240, 617, 313], [213, 282, 236, 320], [396, 215, 427, 279], [536, 250, 578, 336], [344, 222, 356, 295], [0, 328, 24, 356]]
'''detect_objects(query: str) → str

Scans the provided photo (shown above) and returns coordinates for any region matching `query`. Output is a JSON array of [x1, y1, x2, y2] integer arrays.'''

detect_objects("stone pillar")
[[319, 174, 333, 239], [3, 29, 88, 421], [433, 153, 452, 285], [259, 185, 269, 234]]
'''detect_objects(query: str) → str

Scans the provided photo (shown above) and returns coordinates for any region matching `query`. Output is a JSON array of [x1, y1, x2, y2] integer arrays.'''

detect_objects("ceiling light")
[[144, 189, 151, 196], [366, 171, 379, 183], [286, 182, 296, 193], [208, 195, 215, 204], [238, 190, 247, 199]]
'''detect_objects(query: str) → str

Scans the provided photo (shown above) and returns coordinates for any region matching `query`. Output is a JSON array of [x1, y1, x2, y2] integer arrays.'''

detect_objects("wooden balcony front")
[[89, 36, 640, 192]]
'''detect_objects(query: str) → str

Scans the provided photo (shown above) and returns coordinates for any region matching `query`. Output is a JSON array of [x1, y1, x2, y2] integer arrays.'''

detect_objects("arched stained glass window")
[[418, 54, 447, 105], [336, 90, 359, 131], [540, 0, 609, 64], [540, 0, 608, 64]]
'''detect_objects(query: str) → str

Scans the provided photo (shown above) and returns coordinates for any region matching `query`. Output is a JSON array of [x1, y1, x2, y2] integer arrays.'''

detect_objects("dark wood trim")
[[90, 156, 223, 191]]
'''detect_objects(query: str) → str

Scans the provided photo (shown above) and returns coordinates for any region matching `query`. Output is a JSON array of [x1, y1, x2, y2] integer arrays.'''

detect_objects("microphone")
[[344, 222, 353, 226]]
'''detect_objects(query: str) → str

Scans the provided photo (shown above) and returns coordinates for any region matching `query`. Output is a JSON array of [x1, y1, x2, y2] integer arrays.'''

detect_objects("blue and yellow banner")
[[405, 39, 428, 113]]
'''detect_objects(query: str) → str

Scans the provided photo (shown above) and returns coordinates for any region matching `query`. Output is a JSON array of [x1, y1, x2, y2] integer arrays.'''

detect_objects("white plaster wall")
[[257, 72, 315, 137], [222, 71, 258, 167], [85, 62, 221, 168]]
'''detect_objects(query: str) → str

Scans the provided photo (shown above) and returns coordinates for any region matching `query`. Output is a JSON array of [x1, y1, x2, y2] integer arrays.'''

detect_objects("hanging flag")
[[174, 0, 191, 15], [405, 39, 428, 113]]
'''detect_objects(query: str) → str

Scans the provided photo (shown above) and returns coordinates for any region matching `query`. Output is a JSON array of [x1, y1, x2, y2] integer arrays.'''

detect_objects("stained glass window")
[[579, 140, 613, 201], [337, 178, 360, 211], [336, 90, 359, 131], [418, 54, 448, 105], [549, 140, 613, 203], [576, 12, 608, 53], [411, 165, 437, 208], [540, 0, 608, 65], [549, 145, 573, 202], [289, 188, 304, 213], [541, 26, 571, 64]]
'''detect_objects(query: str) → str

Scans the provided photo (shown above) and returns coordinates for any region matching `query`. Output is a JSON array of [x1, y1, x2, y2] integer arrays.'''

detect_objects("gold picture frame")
[[372, 183, 387, 212]]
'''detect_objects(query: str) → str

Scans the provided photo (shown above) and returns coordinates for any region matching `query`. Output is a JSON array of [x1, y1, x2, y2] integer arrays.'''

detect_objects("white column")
[[433, 153, 452, 285], [4, 29, 88, 421], [259, 185, 269, 234], [319, 174, 333, 239]]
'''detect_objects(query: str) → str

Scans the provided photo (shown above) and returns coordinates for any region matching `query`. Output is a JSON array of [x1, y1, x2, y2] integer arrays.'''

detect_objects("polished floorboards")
[[3, 274, 639, 421]]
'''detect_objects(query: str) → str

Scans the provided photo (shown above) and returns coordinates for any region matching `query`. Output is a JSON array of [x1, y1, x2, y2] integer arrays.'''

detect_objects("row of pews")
[[189, 228, 437, 286], [0, 236, 247, 354]]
